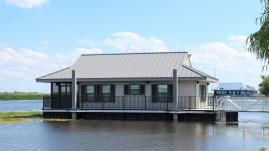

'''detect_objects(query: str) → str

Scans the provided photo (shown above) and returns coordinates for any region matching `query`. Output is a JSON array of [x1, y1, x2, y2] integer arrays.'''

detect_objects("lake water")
[[0, 100, 42, 112], [0, 100, 269, 151]]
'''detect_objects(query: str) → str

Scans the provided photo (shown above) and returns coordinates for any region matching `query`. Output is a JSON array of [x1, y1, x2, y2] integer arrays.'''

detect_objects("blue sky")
[[0, 0, 267, 92]]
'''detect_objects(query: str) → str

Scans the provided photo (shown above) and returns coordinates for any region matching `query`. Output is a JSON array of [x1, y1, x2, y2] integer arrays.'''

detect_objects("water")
[[0, 100, 42, 112], [0, 101, 269, 151], [0, 113, 268, 151]]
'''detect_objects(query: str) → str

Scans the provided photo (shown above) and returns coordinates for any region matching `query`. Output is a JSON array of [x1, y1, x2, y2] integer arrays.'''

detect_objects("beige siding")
[[178, 81, 196, 96], [177, 80, 209, 109], [145, 84, 151, 96], [116, 84, 124, 96]]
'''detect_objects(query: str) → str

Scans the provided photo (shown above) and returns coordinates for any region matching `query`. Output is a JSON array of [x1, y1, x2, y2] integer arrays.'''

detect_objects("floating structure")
[[35, 52, 236, 121], [212, 82, 257, 97]]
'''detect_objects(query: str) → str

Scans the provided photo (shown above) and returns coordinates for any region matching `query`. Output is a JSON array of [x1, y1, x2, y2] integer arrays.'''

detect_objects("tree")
[[259, 76, 269, 96], [247, 0, 269, 69]]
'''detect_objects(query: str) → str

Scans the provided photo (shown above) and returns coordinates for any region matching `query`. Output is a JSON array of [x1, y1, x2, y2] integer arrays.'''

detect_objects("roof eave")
[[36, 76, 217, 83], [205, 77, 219, 83], [36, 78, 72, 83]]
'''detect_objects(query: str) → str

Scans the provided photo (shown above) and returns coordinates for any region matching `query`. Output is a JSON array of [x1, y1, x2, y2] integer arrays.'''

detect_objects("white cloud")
[[228, 35, 247, 46], [103, 32, 169, 52], [75, 47, 103, 54], [0, 48, 48, 67], [189, 36, 268, 90], [0, 46, 102, 81], [5, 0, 48, 8], [1, 32, 265, 92], [0, 70, 28, 79]]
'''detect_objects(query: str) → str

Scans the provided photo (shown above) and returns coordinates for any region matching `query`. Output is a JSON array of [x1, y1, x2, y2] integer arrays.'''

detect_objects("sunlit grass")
[[43, 118, 71, 122], [0, 111, 71, 124], [0, 111, 42, 124]]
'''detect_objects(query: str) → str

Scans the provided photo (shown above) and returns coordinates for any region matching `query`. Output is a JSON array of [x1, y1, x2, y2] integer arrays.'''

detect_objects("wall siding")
[[178, 81, 196, 96], [78, 81, 208, 109], [116, 84, 124, 96]]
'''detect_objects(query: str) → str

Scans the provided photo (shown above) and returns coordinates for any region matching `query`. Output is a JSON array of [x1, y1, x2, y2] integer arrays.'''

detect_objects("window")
[[130, 85, 140, 95], [86, 85, 95, 101], [102, 85, 111, 94], [158, 85, 168, 94], [87, 85, 95, 94], [51, 82, 72, 108], [199, 85, 206, 101], [52, 83, 59, 95], [102, 85, 111, 102], [158, 85, 168, 101], [125, 85, 144, 95], [152, 84, 172, 102]]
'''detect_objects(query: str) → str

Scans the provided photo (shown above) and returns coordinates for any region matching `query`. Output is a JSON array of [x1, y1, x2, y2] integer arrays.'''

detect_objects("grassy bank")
[[0, 111, 42, 124], [0, 111, 70, 124], [0, 92, 49, 100]]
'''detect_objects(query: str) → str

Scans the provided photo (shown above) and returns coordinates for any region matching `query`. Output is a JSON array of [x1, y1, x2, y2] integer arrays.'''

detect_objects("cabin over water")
[[36, 52, 225, 121], [213, 82, 257, 97]]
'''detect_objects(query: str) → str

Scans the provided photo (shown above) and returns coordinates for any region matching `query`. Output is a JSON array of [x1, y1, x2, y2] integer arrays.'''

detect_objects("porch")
[[43, 95, 213, 111]]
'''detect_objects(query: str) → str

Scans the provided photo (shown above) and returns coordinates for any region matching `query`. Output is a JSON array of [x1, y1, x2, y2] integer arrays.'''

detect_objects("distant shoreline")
[[0, 92, 49, 101]]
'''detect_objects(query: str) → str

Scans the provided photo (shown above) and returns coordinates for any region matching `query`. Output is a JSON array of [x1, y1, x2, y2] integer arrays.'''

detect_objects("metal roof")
[[36, 52, 218, 82]]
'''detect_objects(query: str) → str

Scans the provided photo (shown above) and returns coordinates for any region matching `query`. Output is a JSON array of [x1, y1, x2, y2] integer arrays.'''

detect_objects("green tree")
[[248, 0, 269, 69], [259, 76, 269, 96]]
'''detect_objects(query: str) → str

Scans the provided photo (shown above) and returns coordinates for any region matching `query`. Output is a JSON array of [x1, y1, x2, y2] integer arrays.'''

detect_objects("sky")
[[0, 0, 268, 92]]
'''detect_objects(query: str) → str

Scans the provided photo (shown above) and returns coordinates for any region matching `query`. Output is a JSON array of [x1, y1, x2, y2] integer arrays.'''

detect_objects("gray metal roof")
[[36, 52, 218, 82]]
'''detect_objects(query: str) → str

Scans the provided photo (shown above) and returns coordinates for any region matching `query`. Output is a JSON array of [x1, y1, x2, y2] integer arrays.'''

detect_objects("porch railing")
[[42, 95, 72, 109], [43, 95, 216, 111], [43, 96, 51, 109], [80, 96, 173, 110]]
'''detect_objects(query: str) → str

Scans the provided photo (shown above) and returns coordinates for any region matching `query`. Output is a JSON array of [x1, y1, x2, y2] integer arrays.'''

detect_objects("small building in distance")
[[212, 82, 257, 97]]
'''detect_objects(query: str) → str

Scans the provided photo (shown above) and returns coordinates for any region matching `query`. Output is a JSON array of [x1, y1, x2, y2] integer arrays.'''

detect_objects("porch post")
[[72, 70, 77, 119], [173, 69, 178, 121]]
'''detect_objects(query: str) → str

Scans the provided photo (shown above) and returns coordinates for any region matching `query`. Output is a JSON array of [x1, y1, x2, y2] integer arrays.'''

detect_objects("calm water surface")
[[0, 101, 269, 151], [0, 100, 42, 112]]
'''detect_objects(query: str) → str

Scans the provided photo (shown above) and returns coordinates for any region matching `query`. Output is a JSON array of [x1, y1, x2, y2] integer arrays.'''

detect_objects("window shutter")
[[111, 85, 115, 102], [168, 84, 173, 102], [140, 85, 145, 95], [152, 84, 157, 102], [124, 85, 129, 95], [95, 85, 101, 102], [81, 85, 86, 102]]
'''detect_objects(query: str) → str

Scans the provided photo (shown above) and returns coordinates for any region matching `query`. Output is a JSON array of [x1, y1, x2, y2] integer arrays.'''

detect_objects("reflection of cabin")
[[213, 82, 257, 97], [36, 52, 218, 120]]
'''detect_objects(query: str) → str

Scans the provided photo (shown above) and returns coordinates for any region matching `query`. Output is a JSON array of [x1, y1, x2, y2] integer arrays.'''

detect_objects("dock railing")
[[213, 96, 269, 112]]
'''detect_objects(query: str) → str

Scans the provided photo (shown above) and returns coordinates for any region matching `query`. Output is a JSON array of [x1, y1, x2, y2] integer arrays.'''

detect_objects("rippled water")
[[0, 113, 268, 151], [0, 101, 268, 151]]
